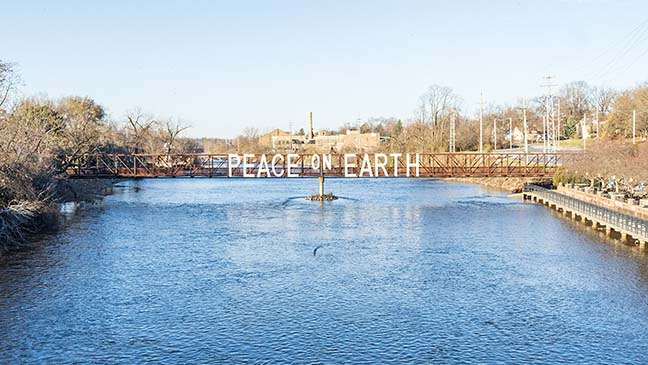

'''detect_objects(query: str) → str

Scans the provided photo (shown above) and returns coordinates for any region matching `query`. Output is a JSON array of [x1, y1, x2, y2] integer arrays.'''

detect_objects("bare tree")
[[159, 119, 190, 154], [416, 85, 461, 151], [124, 108, 156, 153], [242, 127, 260, 140], [592, 86, 618, 115], [606, 85, 648, 138], [559, 81, 593, 120], [57, 96, 107, 165], [0, 61, 20, 109], [2, 98, 63, 162]]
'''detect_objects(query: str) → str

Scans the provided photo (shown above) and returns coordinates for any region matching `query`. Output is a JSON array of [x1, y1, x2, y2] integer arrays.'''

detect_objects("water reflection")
[[1, 178, 648, 364]]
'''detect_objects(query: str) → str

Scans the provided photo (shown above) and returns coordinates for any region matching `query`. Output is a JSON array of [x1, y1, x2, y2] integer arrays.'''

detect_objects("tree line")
[[341, 82, 646, 153], [0, 61, 196, 204], [0, 60, 195, 248]]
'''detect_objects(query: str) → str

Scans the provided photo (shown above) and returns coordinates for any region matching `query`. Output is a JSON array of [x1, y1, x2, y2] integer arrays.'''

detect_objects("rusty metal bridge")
[[65, 152, 571, 178]]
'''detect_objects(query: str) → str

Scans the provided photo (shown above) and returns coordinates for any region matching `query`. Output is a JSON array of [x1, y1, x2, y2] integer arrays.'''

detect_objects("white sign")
[[227, 153, 420, 177]]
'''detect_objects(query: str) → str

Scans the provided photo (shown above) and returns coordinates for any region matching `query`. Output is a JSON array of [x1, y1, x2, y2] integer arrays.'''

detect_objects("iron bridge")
[[65, 152, 572, 178]]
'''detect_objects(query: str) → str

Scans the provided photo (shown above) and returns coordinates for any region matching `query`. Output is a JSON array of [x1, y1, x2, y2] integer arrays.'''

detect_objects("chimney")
[[308, 112, 314, 140]]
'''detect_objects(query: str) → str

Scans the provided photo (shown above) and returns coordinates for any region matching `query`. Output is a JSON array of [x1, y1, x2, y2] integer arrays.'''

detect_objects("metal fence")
[[524, 184, 648, 242]]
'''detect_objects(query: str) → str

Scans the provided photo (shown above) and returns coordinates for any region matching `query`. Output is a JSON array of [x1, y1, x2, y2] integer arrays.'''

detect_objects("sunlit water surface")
[[1, 179, 648, 364]]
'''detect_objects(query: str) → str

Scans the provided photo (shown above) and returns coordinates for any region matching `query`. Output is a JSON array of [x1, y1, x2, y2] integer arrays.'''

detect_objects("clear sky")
[[3, 0, 648, 138]]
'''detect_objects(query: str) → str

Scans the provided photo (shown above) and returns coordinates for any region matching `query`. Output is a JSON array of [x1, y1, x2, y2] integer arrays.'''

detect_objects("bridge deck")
[[66, 152, 571, 178]]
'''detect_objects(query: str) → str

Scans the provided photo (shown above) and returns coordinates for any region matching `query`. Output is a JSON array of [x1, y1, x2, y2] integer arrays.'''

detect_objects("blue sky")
[[3, 0, 648, 137]]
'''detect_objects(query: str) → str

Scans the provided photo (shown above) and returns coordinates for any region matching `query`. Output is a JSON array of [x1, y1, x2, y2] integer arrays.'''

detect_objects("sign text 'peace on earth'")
[[227, 153, 421, 177]]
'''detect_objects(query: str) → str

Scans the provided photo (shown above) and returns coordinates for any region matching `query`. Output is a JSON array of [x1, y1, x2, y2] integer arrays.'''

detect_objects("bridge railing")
[[66, 152, 575, 178], [524, 184, 648, 241]]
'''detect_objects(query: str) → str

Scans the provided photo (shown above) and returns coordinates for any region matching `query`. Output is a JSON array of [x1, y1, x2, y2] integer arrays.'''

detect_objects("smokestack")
[[308, 112, 314, 140]]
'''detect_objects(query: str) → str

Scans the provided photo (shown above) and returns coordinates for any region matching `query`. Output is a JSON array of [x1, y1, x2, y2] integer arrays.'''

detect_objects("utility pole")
[[493, 119, 497, 150], [308, 112, 314, 140], [509, 117, 513, 150], [479, 92, 484, 154], [519, 99, 529, 154], [582, 113, 587, 150], [633, 109, 637, 144], [543, 115, 547, 153], [556, 102, 561, 149], [541, 75, 558, 153], [595, 108, 600, 138], [449, 112, 456, 152]]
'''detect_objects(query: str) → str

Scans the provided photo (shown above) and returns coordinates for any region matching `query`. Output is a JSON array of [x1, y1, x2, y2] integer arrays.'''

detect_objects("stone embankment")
[[556, 184, 648, 220], [445, 177, 552, 193], [523, 184, 648, 247]]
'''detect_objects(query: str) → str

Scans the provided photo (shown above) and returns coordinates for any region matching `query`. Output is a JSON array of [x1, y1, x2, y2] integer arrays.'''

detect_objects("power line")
[[607, 44, 648, 81], [589, 18, 648, 81], [582, 16, 648, 82], [587, 16, 648, 67]]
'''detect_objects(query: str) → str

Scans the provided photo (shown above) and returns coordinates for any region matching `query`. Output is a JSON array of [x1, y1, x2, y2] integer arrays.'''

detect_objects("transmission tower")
[[449, 113, 456, 152], [541, 75, 559, 153]]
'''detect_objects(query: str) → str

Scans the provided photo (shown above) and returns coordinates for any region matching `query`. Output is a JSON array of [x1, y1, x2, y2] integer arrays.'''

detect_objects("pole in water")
[[319, 175, 324, 197], [306, 175, 337, 201]]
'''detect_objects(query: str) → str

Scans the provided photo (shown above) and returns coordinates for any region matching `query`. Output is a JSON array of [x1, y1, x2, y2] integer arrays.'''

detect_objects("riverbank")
[[0, 178, 117, 255], [523, 185, 648, 247], [445, 176, 553, 193]]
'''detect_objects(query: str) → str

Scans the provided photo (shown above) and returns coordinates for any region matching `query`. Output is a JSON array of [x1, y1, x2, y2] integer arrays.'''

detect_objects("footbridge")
[[66, 152, 572, 179]]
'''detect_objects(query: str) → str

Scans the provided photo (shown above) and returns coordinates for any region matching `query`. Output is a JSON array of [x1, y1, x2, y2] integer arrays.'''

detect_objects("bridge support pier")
[[623, 233, 635, 243], [306, 175, 337, 201], [606, 226, 622, 239], [319, 175, 324, 197]]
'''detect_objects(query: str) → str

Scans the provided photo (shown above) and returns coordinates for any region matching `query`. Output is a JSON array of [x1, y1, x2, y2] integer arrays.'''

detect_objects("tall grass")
[[0, 201, 57, 253]]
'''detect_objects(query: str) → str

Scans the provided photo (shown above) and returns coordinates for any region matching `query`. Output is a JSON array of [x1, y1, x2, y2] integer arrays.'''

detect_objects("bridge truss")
[[65, 152, 572, 179]]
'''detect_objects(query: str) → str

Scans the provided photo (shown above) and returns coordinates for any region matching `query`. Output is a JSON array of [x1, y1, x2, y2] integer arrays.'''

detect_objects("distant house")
[[258, 114, 382, 153], [259, 129, 293, 149], [313, 129, 380, 153], [529, 129, 544, 142], [271, 134, 305, 151], [506, 127, 525, 144]]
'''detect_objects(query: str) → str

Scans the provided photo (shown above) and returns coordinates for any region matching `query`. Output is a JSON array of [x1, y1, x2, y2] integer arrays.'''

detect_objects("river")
[[1, 179, 648, 364]]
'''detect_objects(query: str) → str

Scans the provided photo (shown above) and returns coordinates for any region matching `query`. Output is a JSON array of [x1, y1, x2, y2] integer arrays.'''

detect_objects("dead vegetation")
[[555, 139, 648, 195], [0, 59, 194, 253], [0, 201, 57, 252]]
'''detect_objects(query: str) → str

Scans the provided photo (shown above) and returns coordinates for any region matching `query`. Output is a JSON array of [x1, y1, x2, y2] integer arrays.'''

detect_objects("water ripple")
[[1, 178, 648, 363]]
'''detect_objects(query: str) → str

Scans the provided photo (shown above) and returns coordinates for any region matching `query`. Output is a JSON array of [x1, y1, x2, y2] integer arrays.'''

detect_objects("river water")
[[1, 179, 648, 364]]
